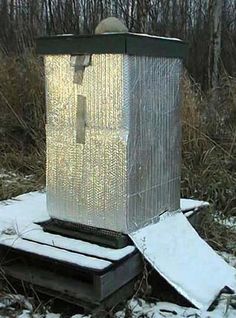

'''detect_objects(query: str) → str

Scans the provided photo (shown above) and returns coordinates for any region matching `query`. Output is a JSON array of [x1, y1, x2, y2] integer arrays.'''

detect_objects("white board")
[[0, 235, 111, 270], [129, 211, 235, 310], [22, 230, 135, 261]]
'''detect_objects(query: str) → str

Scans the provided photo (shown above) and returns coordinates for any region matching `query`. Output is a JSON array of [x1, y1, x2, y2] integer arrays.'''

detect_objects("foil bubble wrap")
[[45, 54, 182, 233]]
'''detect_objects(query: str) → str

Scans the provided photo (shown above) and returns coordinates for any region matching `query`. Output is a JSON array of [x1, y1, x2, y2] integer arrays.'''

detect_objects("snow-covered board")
[[22, 230, 135, 261], [0, 234, 111, 270], [180, 198, 209, 213], [129, 211, 236, 310]]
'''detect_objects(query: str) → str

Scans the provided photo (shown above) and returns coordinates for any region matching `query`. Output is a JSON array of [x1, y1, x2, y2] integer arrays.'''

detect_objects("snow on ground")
[[215, 215, 236, 232], [0, 294, 236, 318], [115, 297, 236, 318], [0, 169, 35, 193], [219, 251, 236, 269], [0, 311, 61, 318], [16, 312, 61, 318]]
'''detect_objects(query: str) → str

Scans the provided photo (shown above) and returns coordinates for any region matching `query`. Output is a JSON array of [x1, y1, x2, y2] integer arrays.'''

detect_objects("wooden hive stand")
[[0, 231, 143, 314]]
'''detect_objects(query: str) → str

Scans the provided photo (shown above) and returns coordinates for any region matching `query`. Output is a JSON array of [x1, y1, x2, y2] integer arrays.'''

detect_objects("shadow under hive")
[[37, 33, 186, 243]]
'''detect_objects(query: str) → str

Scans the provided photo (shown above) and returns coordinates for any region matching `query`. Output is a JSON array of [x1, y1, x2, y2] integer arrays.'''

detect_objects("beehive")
[[37, 33, 186, 233]]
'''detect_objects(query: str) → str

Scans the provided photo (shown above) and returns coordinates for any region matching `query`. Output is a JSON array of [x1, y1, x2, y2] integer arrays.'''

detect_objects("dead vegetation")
[[181, 72, 236, 255], [0, 53, 45, 199]]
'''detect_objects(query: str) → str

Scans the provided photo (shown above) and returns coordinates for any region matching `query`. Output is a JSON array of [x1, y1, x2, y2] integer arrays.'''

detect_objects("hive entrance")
[[38, 219, 132, 249]]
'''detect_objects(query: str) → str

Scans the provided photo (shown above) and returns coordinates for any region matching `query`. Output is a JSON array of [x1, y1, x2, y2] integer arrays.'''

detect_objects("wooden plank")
[[0, 244, 142, 302], [0, 238, 111, 271], [22, 230, 135, 262], [93, 252, 143, 300], [2, 262, 98, 303], [0, 244, 102, 281], [4, 273, 139, 314], [92, 278, 139, 317]]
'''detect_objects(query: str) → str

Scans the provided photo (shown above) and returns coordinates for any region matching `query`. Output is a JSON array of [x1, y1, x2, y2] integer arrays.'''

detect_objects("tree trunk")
[[206, 0, 223, 131], [212, 0, 222, 89]]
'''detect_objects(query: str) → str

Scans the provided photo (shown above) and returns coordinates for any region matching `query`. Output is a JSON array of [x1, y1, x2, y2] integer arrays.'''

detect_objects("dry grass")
[[199, 210, 236, 256], [181, 72, 236, 255], [0, 53, 235, 253], [181, 73, 236, 215], [0, 53, 45, 199]]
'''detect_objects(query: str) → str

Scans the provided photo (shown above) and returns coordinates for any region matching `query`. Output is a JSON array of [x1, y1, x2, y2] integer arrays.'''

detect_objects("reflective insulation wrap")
[[45, 54, 182, 233]]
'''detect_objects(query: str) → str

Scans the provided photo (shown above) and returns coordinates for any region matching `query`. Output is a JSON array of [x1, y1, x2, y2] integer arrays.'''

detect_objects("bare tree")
[[0, 0, 235, 90], [211, 0, 223, 89]]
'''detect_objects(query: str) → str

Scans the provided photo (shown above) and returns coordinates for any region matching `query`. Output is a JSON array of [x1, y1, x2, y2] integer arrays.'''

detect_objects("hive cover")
[[37, 33, 187, 233]]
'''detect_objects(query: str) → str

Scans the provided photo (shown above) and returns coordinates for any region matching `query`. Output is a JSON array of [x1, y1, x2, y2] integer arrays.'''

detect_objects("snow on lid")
[[130, 32, 182, 41], [53, 32, 182, 41], [54, 34, 74, 36]]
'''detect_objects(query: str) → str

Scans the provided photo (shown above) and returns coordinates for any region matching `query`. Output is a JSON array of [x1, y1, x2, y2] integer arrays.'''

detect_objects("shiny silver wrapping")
[[45, 54, 182, 233]]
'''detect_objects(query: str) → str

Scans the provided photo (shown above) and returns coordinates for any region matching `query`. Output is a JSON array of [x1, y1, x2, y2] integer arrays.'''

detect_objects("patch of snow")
[[129, 211, 236, 310], [180, 198, 209, 212], [15, 311, 32, 318], [0, 291, 236, 317], [17, 311, 60, 318], [215, 216, 236, 231], [0, 192, 48, 232], [0, 169, 34, 186], [0, 169, 17, 179], [219, 251, 236, 270], [55, 33, 74, 36], [114, 297, 236, 318]]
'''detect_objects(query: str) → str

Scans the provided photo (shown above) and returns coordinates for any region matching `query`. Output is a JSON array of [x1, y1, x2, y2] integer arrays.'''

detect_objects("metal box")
[[37, 33, 186, 233]]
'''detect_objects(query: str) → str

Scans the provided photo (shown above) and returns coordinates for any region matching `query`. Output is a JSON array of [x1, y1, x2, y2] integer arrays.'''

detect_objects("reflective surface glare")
[[45, 54, 182, 233]]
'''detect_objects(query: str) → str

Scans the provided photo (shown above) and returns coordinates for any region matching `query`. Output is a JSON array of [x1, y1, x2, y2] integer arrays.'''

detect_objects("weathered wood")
[[0, 242, 142, 309], [93, 252, 142, 300], [5, 274, 139, 315], [2, 262, 98, 303]]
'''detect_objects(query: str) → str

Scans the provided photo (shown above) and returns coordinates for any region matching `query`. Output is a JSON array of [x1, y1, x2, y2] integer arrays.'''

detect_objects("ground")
[[0, 287, 236, 317]]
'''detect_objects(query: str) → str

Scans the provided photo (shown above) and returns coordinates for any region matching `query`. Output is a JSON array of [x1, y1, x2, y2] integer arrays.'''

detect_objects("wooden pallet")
[[0, 239, 143, 312]]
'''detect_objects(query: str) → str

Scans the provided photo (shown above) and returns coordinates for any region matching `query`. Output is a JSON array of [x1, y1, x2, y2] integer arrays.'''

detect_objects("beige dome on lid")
[[95, 17, 128, 34]]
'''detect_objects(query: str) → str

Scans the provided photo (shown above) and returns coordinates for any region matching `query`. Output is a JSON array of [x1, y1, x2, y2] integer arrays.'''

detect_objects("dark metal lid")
[[36, 33, 187, 58]]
